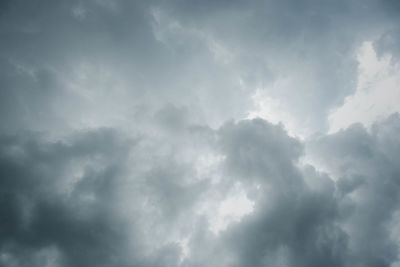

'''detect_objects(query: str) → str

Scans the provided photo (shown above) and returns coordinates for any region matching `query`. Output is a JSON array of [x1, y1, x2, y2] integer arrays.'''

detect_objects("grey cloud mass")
[[1, 0, 400, 267]]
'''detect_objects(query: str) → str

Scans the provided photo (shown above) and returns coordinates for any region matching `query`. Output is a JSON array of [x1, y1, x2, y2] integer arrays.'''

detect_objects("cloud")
[[0, 115, 214, 267], [307, 113, 400, 266], [328, 42, 400, 133], [1, 114, 400, 267], [179, 119, 346, 267], [0, 129, 130, 266], [1, 1, 400, 266], [153, 0, 400, 132], [181, 115, 400, 267], [1, 0, 399, 134]]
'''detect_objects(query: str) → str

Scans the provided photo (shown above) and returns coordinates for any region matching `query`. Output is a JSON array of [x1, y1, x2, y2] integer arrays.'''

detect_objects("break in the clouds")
[[1, 0, 400, 267]]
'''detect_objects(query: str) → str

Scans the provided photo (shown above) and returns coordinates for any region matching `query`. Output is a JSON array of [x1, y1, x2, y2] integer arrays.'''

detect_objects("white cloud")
[[329, 42, 400, 133], [247, 86, 312, 139], [208, 183, 254, 235]]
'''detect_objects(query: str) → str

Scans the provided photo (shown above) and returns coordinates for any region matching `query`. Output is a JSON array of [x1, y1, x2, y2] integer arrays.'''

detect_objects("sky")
[[1, 0, 400, 266]]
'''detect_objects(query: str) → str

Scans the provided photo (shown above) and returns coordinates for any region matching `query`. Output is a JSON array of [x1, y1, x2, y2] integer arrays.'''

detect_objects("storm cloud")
[[1, 0, 400, 267]]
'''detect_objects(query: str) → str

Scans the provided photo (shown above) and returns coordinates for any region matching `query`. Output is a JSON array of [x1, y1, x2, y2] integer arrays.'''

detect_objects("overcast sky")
[[1, 1, 400, 267]]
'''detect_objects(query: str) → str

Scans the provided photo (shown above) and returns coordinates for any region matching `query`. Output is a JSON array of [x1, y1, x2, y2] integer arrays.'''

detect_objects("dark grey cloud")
[[1, 115, 400, 267], [0, 129, 141, 267], [0, 116, 213, 267], [1, 1, 400, 267], [216, 120, 347, 267], [307, 113, 400, 267], [178, 119, 346, 267], [179, 115, 400, 267], [218, 119, 303, 182]]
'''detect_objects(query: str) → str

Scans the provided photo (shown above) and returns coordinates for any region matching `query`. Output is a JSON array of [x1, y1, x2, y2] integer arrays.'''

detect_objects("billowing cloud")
[[1, 116, 399, 267], [1, 0, 400, 267], [307, 113, 400, 267]]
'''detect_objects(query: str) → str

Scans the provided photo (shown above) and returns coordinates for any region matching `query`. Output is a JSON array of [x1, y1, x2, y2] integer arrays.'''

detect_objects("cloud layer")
[[1, 0, 400, 267]]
